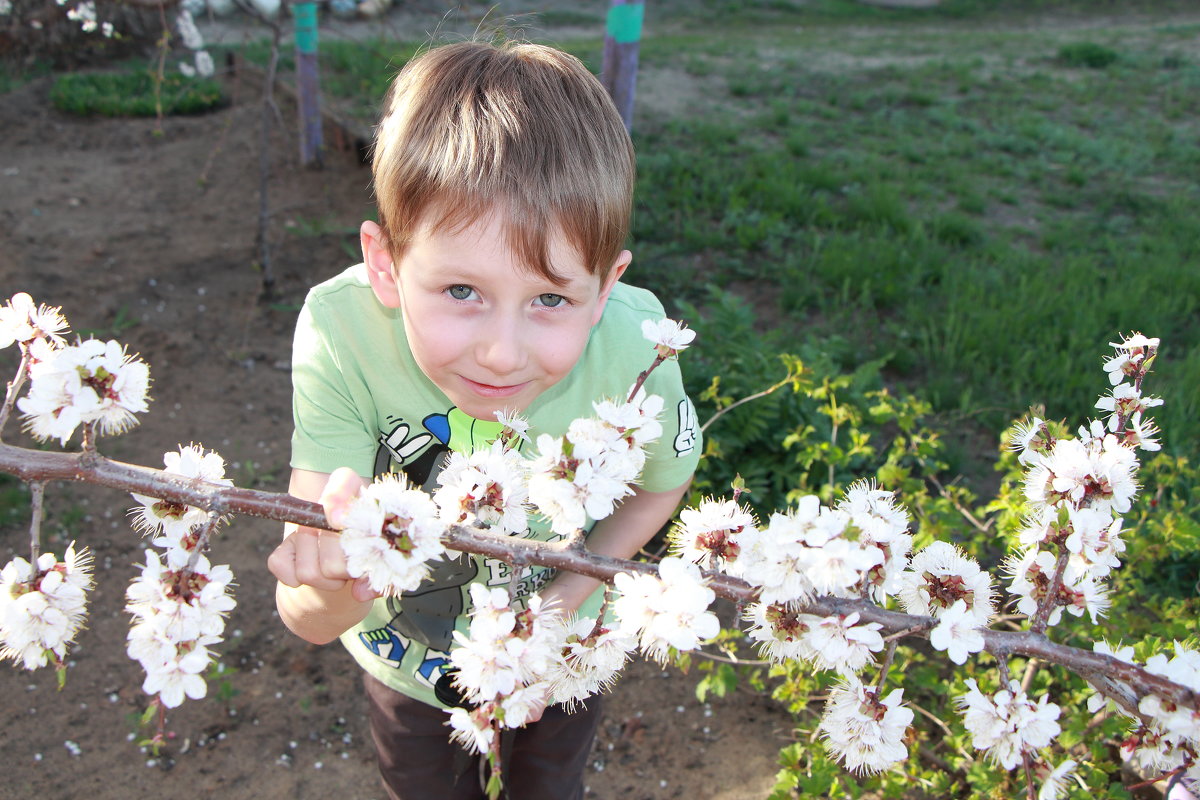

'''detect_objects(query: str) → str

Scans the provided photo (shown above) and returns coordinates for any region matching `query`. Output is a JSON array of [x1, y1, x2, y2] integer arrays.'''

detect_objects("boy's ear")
[[591, 249, 632, 326], [361, 220, 401, 309]]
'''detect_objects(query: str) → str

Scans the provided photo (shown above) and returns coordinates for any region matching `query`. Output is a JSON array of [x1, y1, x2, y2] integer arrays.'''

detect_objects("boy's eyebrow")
[[422, 254, 595, 290]]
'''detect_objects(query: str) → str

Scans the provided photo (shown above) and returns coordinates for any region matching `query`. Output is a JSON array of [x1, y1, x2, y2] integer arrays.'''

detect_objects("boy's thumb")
[[351, 576, 380, 603]]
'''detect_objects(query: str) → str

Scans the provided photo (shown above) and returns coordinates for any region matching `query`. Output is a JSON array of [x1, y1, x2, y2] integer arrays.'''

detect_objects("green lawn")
[[251, 0, 1199, 466]]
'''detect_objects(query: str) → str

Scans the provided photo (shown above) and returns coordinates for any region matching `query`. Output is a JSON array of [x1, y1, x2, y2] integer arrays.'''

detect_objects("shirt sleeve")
[[290, 296, 379, 478]]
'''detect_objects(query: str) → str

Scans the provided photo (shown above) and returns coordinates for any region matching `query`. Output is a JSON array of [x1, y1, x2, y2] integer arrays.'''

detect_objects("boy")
[[267, 40, 701, 800]]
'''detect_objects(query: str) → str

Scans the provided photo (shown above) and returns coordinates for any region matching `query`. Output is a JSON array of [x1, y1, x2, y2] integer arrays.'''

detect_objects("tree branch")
[[0, 440, 1195, 714]]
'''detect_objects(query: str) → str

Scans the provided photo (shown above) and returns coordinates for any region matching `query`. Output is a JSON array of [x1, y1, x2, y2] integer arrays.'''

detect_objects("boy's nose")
[[475, 320, 526, 378]]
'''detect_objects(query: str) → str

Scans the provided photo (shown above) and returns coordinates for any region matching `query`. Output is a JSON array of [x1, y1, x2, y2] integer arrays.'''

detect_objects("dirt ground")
[[0, 19, 793, 800]]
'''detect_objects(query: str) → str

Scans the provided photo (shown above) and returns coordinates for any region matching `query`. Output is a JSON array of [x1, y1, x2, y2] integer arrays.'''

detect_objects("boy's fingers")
[[267, 536, 299, 586], [287, 528, 353, 592]]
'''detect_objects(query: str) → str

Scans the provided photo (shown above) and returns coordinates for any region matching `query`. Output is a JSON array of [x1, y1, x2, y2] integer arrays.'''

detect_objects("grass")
[[238, 0, 1199, 460], [50, 68, 227, 117]]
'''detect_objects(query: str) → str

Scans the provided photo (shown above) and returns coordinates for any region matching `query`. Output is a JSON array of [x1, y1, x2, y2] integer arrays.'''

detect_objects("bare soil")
[[0, 36, 791, 800]]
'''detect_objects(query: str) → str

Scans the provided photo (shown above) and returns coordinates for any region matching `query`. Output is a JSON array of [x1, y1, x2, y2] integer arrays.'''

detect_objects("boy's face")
[[362, 212, 629, 421]]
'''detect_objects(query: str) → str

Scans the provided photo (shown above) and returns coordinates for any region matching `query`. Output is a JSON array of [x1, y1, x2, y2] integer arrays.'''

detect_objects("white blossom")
[[818, 675, 914, 775], [497, 682, 551, 729], [527, 395, 661, 536], [732, 496, 882, 603], [1064, 507, 1124, 578], [546, 617, 634, 707], [1139, 643, 1200, 742], [1009, 417, 1051, 466], [130, 445, 232, 546], [434, 442, 530, 535], [1085, 640, 1136, 715], [1124, 413, 1161, 452], [66, 0, 98, 31], [800, 611, 884, 674], [668, 497, 756, 570], [1096, 383, 1163, 432], [447, 705, 495, 755], [338, 474, 446, 596], [1103, 333, 1158, 386], [17, 338, 150, 444], [805, 535, 882, 597], [896, 540, 994, 624], [613, 557, 718, 662], [838, 481, 909, 544], [1037, 759, 1077, 800], [175, 9, 204, 49], [194, 50, 215, 78], [0, 292, 69, 350], [956, 678, 1061, 770], [140, 643, 212, 708], [1004, 548, 1109, 626], [449, 587, 567, 707], [1120, 724, 1186, 776], [124, 550, 234, 708], [493, 409, 531, 445], [928, 599, 985, 665], [1024, 435, 1138, 516], [0, 545, 93, 670], [640, 318, 696, 357]]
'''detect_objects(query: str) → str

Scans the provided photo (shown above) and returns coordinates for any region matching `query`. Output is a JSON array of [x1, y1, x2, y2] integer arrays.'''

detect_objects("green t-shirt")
[[291, 264, 701, 706]]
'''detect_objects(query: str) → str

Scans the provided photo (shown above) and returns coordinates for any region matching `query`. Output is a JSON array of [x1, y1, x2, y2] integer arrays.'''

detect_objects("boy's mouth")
[[461, 377, 529, 398]]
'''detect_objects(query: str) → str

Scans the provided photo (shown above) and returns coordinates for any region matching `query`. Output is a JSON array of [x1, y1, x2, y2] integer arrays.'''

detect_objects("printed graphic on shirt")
[[674, 397, 698, 457], [362, 407, 542, 679]]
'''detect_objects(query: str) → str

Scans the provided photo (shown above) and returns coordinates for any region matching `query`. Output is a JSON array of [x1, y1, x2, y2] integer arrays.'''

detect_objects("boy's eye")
[[535, 293, 567, 308], [447, 285, 475, 300]]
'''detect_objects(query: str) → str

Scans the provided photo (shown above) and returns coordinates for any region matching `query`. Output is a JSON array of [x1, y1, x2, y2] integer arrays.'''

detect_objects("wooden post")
[[293, 0, 323, 166], [601, 0, 644, 133]]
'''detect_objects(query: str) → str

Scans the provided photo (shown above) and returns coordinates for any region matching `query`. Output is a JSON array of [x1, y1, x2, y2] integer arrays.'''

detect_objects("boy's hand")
[[269, 467, 379, 604]]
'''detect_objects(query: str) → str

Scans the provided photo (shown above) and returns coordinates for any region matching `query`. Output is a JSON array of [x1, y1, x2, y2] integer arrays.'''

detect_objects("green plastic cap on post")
[[606, 2, 644, 45], [293, 1, 319, 55]]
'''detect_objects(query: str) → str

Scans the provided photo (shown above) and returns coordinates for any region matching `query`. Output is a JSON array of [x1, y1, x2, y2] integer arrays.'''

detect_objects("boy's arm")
[[540, 478, 691, 615], [268, 468, 378, 645]]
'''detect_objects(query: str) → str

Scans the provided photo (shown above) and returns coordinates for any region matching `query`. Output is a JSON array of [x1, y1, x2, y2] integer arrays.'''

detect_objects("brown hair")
[[370, 40, 636, 286]]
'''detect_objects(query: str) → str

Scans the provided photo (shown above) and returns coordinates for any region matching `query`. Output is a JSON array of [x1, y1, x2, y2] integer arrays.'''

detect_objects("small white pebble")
[[289, 740, 298, 750], [64, 741, 81, 756], [33, 753, 42, 762], [660, 780, 668, 788], [314, 761, 323, 770], [146, 759, 157, 768], [340, 752, 349, 760], [675, 706, 685, 713]]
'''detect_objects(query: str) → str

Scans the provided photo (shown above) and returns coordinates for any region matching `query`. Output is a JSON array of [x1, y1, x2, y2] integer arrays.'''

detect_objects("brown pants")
[[363, 673, 602, 800]]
